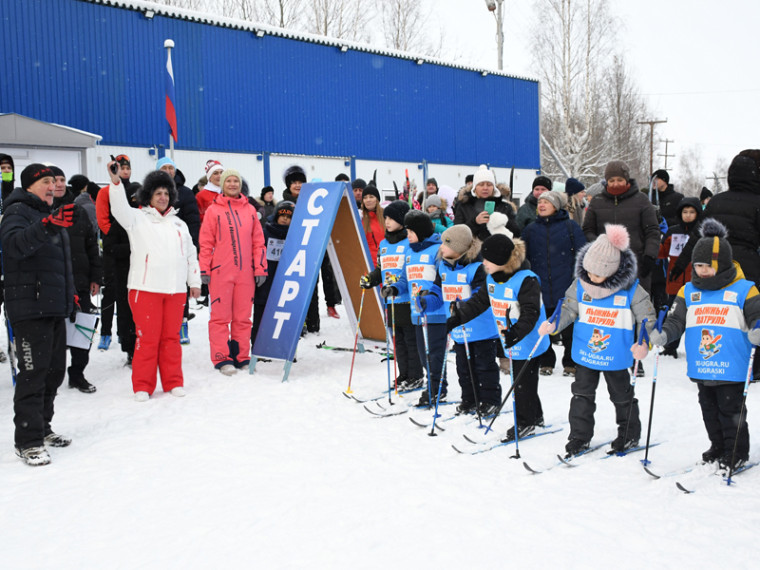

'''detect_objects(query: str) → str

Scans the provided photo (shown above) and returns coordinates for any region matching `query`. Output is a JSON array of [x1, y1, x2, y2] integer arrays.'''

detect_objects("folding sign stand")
[[250, 181, 385, 381]]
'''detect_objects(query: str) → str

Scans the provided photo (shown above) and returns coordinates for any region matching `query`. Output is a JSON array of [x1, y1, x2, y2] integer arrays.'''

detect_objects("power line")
[[643, 88, 760, 96]]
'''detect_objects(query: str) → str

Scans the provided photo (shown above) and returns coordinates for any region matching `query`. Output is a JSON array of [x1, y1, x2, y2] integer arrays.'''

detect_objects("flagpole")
[[164, 38, 175, 160]]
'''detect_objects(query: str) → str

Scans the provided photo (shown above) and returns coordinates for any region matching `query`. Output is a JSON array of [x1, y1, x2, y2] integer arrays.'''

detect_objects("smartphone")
[[109, 154, 118, 175], [484, 201, 495, 215]]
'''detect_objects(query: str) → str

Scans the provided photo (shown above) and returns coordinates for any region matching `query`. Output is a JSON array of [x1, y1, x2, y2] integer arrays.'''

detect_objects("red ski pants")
[[208, 278, 254, 366], [129, 290, 186, 394]]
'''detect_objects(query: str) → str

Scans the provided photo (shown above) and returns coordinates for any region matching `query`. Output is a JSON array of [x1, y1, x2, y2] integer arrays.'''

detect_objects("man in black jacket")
[[651, 169, 684, 229], [0, 164, 77, 466]]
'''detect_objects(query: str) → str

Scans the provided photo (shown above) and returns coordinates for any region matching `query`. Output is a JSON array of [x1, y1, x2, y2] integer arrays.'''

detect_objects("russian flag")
[[165, 49, 178, 142]]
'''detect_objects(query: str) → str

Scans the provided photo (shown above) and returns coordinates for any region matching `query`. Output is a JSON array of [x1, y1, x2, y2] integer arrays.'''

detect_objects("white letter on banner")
[[278, 281, 300, 306], [301, 219, 319, 245], [307, 188, 328, 215], [272, 311, 290, 339], [284, 251, 306, 277]]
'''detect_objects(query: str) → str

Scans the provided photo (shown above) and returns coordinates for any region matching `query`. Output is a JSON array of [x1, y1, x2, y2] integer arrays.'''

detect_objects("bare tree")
[[676, 146, 705, 197], [152, 0, 209, 11], [378, 0, 441, 57], [306, 0, 374, 41], [249, 0, 305, 28], [709, 156, 729, 194]]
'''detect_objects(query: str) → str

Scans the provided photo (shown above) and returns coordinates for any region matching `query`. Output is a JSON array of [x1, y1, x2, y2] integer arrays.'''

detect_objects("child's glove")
[[538, 320, 556, 336], [649, 330, 668, 347], [359, 274, 372, 289], [255, 275, 266, 287], [631, 342, 649, 361], [416, 290, 431, 313], [501, 328, 520, 348], [380, 285, 397, 299], [748, 328, 760, 346]]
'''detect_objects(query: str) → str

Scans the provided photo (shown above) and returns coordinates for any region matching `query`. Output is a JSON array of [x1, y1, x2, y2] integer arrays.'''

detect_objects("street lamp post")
[[485, 0, 504, 71]]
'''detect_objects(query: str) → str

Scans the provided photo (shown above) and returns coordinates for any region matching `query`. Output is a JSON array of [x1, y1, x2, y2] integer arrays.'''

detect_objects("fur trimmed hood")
[[575, 240, 638, 298]]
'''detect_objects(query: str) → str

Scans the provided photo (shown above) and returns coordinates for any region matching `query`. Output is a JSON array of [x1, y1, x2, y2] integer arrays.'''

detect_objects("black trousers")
[[13, 318, 67, 449], [569, 364, 640, 442], [394, 323, 423, 380], [113, 261, 135, 355], [100, 253, 115, 336], [68, 291, 94, 384], [509, 355, 544, 427], [454, 338, 500, 406], [697, 381, 749, 460]]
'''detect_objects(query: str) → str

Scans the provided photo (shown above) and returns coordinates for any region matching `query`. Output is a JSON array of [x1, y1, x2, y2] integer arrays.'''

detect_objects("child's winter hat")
[[383, 200, 410, 227], [582, 224, 630, 278], [275, 200, 295, 219], [471, 164, 497, 193], [441, 225, 473, 257], [425, 194, 443, 209], [481, 233, 515, 267], [404, 209, 434, 241], [205, 160, 224, 176], [692, 219, 733, 273]]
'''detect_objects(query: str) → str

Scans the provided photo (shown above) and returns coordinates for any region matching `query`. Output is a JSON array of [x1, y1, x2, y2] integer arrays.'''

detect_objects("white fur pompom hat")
[[486, 211, 513, 238], [582, 224, 630, 278]]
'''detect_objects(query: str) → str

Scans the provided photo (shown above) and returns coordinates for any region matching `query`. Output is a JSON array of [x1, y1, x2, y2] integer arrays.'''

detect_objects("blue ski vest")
[[406, 242, 447, 324], [379, 238, 410, 304], [684, 279, 754, 382], [487, 270, 548, 360], [572, 280, 637, 371], [440, 261, 498, 344]]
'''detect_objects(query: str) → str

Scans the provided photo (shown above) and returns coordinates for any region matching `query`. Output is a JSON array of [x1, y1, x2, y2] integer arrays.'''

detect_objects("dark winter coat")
[[254, 217, 289, 305], [97, 182, 138, 261], [282, 188, 300, 204], [516, 193, 540, 230], [521, 209, 587, 309], [653, 185, 685, 229], [582, 179, 661, 265], [673, 182, 760, 286], [74, 192, 98, 232], [0, 187, 76, 324], [0, 153, 15, 212], [53, 192, 102, 293], [454, 191, 520, 240], [174, 169, 201, 249]]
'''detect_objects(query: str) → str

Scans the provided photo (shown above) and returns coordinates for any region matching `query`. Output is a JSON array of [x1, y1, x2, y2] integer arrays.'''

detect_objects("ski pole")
[[641, 308, 668, 467], [344, 288, 366, 395], [460, 321, 483, 427], [429, 333, 452, 437], [420, 312, 434, 409], [619, 318, 648, 456], [483, 301, 563, 434], [726, 321, 760, 485]]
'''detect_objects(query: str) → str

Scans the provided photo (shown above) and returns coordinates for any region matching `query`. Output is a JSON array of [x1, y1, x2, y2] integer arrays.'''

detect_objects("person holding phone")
[[453, 164, 520, 240]]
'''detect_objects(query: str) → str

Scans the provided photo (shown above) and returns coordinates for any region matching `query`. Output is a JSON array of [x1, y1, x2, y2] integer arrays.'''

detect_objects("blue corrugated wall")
[[1, 0, 541, 169]]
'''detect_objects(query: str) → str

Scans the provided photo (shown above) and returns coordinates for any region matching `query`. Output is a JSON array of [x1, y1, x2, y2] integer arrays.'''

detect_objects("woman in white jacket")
[[108, 162, 201, 401]]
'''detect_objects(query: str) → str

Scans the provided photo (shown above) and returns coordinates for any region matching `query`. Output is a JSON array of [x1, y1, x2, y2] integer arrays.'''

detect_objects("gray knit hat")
[[692, 219, 733, 274], [441, 225, 473, 257], [538, 191, 563, 212], [425, 194, 443, 209], [582, 224, 630, 278]]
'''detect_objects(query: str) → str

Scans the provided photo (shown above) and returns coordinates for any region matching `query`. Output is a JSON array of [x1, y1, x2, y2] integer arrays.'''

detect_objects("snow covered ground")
[[1, 301, 759, 569]]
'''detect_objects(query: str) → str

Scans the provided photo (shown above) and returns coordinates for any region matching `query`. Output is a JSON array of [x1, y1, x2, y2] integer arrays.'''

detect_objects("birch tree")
[[306, 0, 374, 42], [378, 0, 442, 57]]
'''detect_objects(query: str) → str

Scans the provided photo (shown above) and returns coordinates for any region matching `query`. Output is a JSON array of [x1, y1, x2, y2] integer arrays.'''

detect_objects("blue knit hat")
[[156, 157, 176, 170], [565, 177, 585, 196]]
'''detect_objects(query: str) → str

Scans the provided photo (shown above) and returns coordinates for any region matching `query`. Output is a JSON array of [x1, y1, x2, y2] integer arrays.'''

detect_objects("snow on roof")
[[83, 0, 539, 83]]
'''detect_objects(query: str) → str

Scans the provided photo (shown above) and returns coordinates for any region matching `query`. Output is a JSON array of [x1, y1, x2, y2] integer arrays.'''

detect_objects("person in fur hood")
[[454, 164, 520, 240], [649, 219, 760, 470], [447, 231, 550, 440], [539, 224, 656, 458], [423, 225, 502, 416]]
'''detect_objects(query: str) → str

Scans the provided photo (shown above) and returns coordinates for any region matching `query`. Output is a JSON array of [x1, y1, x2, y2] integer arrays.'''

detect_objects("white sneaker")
[[134, 391, 150, 402], [170, 387, 186, 397], [15, 446, 51, 466], [44, 433, 72, 447], [219, 364, 237, 376]]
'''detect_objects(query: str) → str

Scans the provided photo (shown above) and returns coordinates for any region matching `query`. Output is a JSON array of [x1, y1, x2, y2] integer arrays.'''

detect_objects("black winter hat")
[[426, 177, 438, 190], [362, 184, 380, 201], [532, 176, 552, 191], [652, 169, 670, 184], [465, 174, 474, 184], [727, 154, 760, 189], [700, 187, 713, 202], [68, 174, 90, 193], [335, 173, 350, 182], [352, 178, 367, 190], [404, 209, 434, 241], [138, 170, 177, 207], [0, 153, 15, 183], [49, 165, 65, 179], [260, 185, 274, 201], [284, 165, 307, 188], [86, 181, 101, 200], [692, 218, 733, 274], [20, 163, 54, 190], [481, 233, 515, 267], [383, 200, 410, 227]]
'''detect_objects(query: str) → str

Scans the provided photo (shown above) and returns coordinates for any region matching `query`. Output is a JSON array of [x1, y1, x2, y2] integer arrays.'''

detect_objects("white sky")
[[427, 0, 760, 185]]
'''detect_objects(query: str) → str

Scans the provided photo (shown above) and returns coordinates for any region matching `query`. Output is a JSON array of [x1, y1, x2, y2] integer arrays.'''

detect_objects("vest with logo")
[[487, 270, 548, 359], [572, 280, 637, 371], [379, 238, 410, 304], [440, 261, 498, 344], [683, 280, 753, 382], [406, 242, 446, 323]]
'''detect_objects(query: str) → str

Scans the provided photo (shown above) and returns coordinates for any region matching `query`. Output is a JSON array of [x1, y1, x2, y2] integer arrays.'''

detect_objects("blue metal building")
[[1, 0, 540, 170]]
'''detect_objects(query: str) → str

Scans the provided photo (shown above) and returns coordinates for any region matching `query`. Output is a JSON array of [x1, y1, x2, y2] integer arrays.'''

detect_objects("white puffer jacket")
[[109, 182, 201, 294]]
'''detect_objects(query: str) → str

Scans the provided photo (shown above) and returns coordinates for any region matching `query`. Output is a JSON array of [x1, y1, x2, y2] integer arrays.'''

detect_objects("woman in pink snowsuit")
[[199, 169, 267, 375]]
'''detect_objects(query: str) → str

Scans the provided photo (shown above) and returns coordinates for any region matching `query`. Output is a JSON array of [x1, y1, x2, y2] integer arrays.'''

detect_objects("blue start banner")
[[252, 181, 348, 362]]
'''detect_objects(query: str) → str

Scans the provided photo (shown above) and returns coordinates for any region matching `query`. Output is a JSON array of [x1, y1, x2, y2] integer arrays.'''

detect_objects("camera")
[[109, 155, 118, 175]]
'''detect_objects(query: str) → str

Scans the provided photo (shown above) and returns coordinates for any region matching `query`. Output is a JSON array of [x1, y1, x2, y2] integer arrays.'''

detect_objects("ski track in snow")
[[1, 302, 759, 568]]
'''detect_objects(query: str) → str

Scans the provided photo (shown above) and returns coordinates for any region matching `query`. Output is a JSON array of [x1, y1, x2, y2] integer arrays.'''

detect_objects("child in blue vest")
[[426, 225, 501, 415], [449, 232, 550, 440], [389, 210, 448, 406], [539, 224, 656, 457], [359, 200, 424, 390], [650, 219, 760, 470]]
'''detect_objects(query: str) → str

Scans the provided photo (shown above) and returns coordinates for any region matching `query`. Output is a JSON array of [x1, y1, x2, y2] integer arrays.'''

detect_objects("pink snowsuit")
[[199, 193, 267, 368]]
